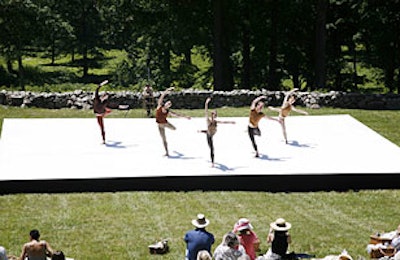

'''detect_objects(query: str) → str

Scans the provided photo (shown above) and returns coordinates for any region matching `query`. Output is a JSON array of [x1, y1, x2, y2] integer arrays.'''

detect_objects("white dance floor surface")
[[0, 115, 399, 181]]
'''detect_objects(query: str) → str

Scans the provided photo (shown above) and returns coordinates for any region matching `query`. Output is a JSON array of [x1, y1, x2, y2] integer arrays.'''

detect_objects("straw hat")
[[337, 250, 353, 260], [234, 218, 254, 232], [270, 218, 292, 231], [192, 214, 210, 228]]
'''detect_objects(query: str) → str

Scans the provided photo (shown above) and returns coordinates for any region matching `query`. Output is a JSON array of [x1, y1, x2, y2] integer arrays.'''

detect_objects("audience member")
[[214, 231, 250, 260], [19, 229, 54, 260], [233, 218, 260, 260], [0, 246, 8, 260], [142, 84, 154, 117], [262, 218, 292, 260], [367, 224, 400, 257], [184, 214, 215, 260]]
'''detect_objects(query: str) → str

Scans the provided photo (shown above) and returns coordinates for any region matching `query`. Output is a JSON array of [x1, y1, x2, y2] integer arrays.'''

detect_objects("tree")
[[212, 0, 233, 91], [0, 0, 43, 89], [314, 0, 328, 90]]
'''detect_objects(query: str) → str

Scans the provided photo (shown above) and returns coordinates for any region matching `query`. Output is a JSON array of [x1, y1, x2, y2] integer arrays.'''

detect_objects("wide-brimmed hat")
[[234, 218, 253, 232], [192, 214, 210, 228], [337, 250, 353, 260], [270, 218, 291, 231]]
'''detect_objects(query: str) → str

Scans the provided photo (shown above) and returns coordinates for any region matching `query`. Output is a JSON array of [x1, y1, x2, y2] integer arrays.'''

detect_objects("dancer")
[[156, 87, 191, 156], [248, 95, 279, 157], [93, 80, 111, 144], [199, 97, 235, 167], [93, 80, 128, 144], [268, 88, 308, 144]]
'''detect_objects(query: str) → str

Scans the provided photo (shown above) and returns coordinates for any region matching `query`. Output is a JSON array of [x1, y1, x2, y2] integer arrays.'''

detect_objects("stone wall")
[[0, 89, 400, 110]]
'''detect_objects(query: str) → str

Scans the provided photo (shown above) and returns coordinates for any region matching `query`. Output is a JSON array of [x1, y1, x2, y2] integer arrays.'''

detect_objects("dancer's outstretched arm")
[[205, 97, 211, 120], [250, 95, 266, 110], [216, 119, 236, 124], [169, 110, 191, 120], [291, 106, 308, 115], [267, 106, 281, 112], [95, 80, 109, 98], [283, 88, 299, 104], [157, 87, 174, 108]]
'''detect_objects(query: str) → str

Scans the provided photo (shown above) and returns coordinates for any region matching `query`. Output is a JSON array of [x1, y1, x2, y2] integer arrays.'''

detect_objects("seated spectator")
[[233, 218, 260, 260], [262, 218, 292, 260], [19, 229, 54, 260], [0, 246, 8, 260], [367, 224, 400, 258], [184, 214, 215, 260], [214, 231, 250, 260]]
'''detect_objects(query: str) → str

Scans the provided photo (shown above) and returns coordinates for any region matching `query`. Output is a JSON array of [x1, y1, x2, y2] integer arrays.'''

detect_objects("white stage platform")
[[0, 115, 399, 192]]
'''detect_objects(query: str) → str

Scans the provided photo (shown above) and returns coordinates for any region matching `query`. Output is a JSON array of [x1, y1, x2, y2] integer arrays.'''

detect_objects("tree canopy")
[[0, 0, 399, 93]]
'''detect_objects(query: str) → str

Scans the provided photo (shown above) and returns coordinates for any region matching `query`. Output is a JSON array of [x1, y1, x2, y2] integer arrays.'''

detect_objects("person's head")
[[288, 95, 296, 104], [211, 110, 217, 119], [197, 250, 212, 260], [100, 93, 109, 102], [29, 229, 40, 240], [164, 100, 172, 109], [234, 218, 253, 235], [337, 250, 352, 260], [223, 232, 240, 249], [191, 213, 210, 229], [256, 101, 264, 111], [0, 246, 7, 260], [270, 218, 291, 232]]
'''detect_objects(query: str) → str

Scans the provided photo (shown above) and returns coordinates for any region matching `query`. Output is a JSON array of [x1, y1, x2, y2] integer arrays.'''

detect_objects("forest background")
[[1, 0, 400, 94]]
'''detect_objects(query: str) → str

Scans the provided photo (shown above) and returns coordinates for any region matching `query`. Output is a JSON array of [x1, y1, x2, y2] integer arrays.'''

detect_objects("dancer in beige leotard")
[[199, 97, 235, 167], [268, 88, 308, 144]]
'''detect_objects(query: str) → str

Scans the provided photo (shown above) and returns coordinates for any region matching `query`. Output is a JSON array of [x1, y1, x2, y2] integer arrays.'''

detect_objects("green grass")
[[0, 107, 399, 259], [1, 191, 400, 259]]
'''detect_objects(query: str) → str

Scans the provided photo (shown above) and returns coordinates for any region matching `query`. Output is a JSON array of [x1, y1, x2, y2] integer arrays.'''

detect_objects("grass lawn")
[[0, 106, 399, 259]]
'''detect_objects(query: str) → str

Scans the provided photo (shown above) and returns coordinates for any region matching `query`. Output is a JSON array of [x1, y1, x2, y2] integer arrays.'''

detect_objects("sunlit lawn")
[[0, 106, 399, 259]]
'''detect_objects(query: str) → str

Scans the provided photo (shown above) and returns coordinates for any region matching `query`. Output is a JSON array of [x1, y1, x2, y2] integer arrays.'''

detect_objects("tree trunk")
[[184, 47, 192, 65], [17, 55, 25, 91], [212, 0, 233, 91], [314, 0, 328, 90], [352, 43, 358, 90], [267, 2, 279, 90], [51, 33, 56, 65], [83, 44, 88, 77], [241, 2, 251, 89], [6, 60, 16, 74]]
